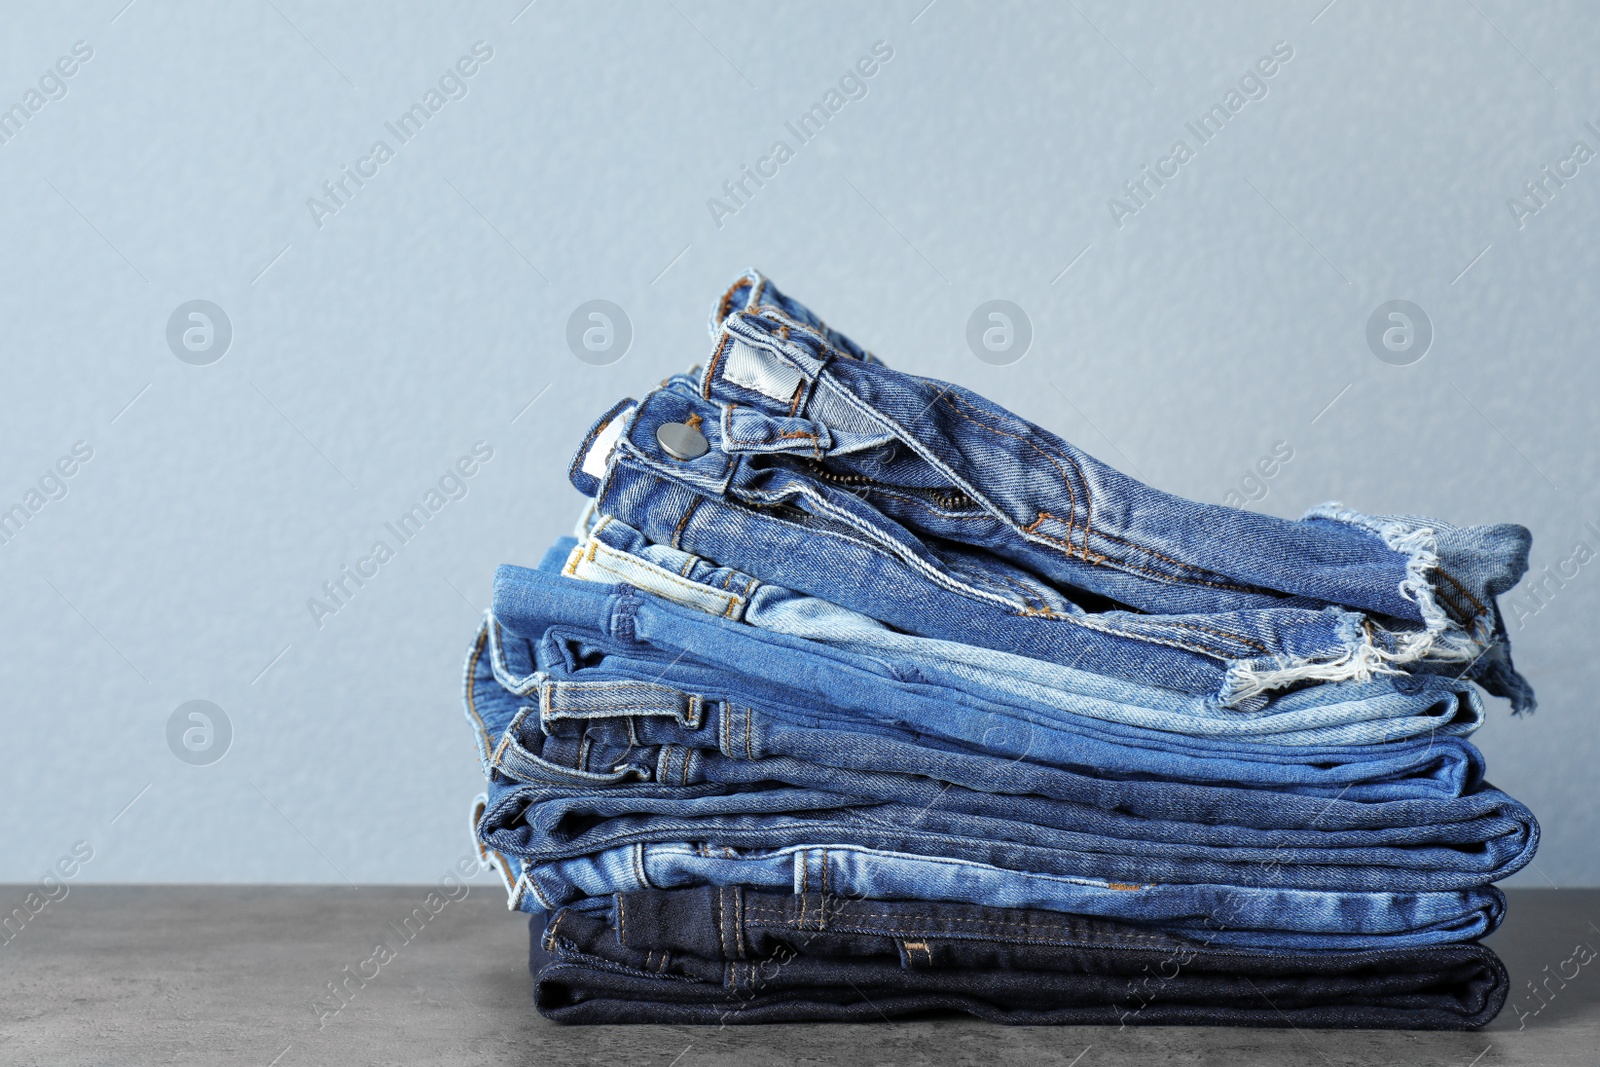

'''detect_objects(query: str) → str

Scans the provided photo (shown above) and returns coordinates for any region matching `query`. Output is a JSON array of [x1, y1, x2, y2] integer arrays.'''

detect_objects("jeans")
[[570, 272, 1532, 711], [467, 594, 1539, 892], [498, 549, 1489, 791], [502, 838, 1506, 952], [469, 602, 1522, 840], [558, 514, 1493, 753], [529, 886, 1508, 1028]]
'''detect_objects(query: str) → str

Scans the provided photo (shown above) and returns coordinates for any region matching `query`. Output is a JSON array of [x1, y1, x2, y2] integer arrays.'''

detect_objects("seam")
[[715, 277, 744, 330], [543, 910, 567, 952], [1434, 568, 1487, 620], [584, 545, 743, 611], [632, 843, 648, 890], [703, 335, 733, 399], [1431, 581, 1472, 625], [715, 886, 729, 958], [745, 704, 753, 759], [734, 886, 746, 959], [989, 571, 1052, 614], [616, 893, 628, 945], [927, 386, 1278, 592], [545, 699, 686, 714], [738, 907, 1176, 943], [670, 496, 702, 550], [1024, 511, 1267, 594], [464, 625, 492, 760], [938, 389, 1086, 556]]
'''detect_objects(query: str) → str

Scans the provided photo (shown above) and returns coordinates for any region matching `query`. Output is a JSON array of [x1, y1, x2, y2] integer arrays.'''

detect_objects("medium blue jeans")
[[571, 272, 1532, 711], [560, 514, 1491, 752], [499, 838, 1506, 952], [471, 615, 1517, 846], [494, 546, 1488, 791], [470, 573, 1539, 893]]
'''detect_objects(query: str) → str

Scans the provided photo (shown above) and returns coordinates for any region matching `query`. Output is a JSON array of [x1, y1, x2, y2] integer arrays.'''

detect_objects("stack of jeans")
[[463, 272, 1536, 1028]]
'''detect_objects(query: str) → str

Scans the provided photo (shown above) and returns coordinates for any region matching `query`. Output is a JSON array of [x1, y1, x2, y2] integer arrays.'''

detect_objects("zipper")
[[800, 459, 979, 511]]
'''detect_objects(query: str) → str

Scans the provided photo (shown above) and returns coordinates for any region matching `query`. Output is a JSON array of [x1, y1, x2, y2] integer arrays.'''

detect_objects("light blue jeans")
[[495, 837, 1505, 953]]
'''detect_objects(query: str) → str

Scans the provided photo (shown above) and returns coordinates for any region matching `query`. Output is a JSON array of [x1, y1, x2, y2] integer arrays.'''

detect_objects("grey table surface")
[[1, 887, 1595, 1067]]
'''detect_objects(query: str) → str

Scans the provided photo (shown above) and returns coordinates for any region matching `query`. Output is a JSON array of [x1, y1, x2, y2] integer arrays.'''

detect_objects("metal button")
[[656, 421, 709, 461]]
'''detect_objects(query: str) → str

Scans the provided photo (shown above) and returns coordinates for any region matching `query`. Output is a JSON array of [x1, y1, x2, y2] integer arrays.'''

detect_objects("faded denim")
[[569, 272, 1532, 711]]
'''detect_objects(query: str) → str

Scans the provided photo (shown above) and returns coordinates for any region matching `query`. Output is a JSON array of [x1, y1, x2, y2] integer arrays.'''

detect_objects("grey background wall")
[[2, 0, 1595, 886]]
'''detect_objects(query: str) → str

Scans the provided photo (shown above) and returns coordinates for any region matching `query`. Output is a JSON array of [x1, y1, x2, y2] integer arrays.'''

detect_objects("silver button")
[[656, 421, 709, 461]]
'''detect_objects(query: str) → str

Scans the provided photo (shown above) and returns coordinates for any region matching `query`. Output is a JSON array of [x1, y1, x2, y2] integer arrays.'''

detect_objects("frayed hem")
[[1303, 502, 1458, 642], [1220, 615, 1486, 709], [1293, 502, 1537, 711]]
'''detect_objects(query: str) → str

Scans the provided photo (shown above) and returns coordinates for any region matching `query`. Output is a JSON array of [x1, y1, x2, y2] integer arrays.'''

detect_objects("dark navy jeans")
[[529, 886, 1507, 1028]]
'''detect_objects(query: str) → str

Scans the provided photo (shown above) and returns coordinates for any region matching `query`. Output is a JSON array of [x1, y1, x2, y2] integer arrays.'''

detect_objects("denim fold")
[[529, 886, 1508, 1028]]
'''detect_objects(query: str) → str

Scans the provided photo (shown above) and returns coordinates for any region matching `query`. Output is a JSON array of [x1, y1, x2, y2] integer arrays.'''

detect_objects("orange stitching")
[[670, 496, 701, 550], [685, 412, 704, 433], [938, 390, 1083, 556], [937, 392, 1271, 595], [1435, 568, 1488, 619], [702, 335, 733, 399], [988, 571, 1051, 613], [1143, 620, 1267, 653], [1026, 511, 1267, 594], [465, 627, 490, 758], [617, 894, 628, 944], [543, 910, 567, 952], [715, 276, 752, 335]]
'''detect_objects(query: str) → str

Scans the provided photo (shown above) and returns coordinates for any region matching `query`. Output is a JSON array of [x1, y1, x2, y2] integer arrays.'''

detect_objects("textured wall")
[[1, 0, 1595, 884]]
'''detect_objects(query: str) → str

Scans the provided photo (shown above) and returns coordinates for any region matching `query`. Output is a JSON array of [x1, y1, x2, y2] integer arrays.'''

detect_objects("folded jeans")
[[529, 885, 1507, 1028]]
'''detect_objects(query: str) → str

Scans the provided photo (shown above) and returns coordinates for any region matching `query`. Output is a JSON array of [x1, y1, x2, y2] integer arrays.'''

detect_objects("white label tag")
[[581, 405, 635, 479], [723, 339, 804, 402]]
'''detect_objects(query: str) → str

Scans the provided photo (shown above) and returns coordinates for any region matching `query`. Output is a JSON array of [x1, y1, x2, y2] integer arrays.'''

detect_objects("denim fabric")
[[467, 615, 1539, 892], [559, 515, 1493, 752], [569, 273, 1532, 711], [470, 604, 1513, 836], [508, 841, 1506, 952], [529, 886, 1508, 1028], [501, 549, 1488, 785], [475, 771, 1534, 893]]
